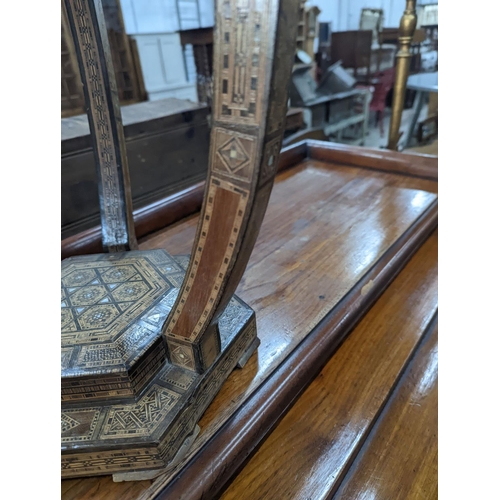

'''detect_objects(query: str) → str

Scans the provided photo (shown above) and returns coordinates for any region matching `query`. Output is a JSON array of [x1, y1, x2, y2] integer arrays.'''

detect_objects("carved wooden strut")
[[63, 0, 137, 251], [163, 0, 300, 372]]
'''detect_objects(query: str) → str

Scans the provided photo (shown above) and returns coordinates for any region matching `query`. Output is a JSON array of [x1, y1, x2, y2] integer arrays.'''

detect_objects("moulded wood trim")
[[331, 312, 438, 500], [147, 199, 438, 500], [305, 140, 438, 181]]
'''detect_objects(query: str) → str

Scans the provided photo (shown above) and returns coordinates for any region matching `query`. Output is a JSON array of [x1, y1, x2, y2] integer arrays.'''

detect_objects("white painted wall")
[[310, 0, 437, 32], [120, 0, 215, 34], [118, 0, 216, 102], [133, 32, 198, 101], [121, 0, 437, 36]]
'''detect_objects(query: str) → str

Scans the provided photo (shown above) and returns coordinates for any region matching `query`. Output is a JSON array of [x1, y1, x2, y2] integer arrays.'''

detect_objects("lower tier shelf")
[[62, 149, 438, 499]]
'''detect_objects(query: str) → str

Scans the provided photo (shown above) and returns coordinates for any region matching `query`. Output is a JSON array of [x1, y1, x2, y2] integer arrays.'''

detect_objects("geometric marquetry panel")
[[61, 249, 186, 403], [61, 253, 181, 347], [61, 248, 258, 407], [62, 251, 185, 353], [61, 277, 258, 478]]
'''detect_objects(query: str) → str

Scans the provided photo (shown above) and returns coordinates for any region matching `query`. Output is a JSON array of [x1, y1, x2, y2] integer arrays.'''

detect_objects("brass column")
[[387, 0, 417, 150]]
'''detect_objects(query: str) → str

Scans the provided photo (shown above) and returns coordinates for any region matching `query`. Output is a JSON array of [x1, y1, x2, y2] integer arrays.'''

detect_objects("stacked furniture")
[[330, 29, 396, 84], [325, 7, 401, 86], [288, 62, 371, 145], [295, 0, 321, 60]]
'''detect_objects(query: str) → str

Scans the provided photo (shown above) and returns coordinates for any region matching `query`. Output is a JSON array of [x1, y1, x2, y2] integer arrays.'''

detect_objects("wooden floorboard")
[[61, 161, 437, 499], [220, 230, 438, 500]]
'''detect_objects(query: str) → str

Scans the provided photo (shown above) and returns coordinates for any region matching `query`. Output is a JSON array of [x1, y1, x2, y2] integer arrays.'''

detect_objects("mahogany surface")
[[334, 319, 438, 500], [220, 230, 438, 500], [61, 156, 437, 499]]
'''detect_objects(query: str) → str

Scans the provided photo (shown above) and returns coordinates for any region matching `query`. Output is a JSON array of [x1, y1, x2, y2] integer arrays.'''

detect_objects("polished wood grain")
[[61, 159, 437, 499], [60, 138, 437, 261], [147, 163, 437, 497], [156, 203, 436, 500], [220, 230, 438, 500], [141, 161, 437, 257], [334, 317, 438, 500]]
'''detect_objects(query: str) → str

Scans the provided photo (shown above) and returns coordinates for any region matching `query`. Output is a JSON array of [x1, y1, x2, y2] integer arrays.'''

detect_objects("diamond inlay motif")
[[70, 285, 108, 306], [170, 344, 195, 370], [78, 304, 120, 330], [217, 137, 249, 172]]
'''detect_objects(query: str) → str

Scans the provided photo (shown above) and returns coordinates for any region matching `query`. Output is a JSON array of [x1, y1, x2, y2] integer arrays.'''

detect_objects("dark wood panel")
[[179, 27, 214, 46], [330, 30, 372, 76], [334, 317, 438, 500], [61, 182, 205, 260], [220, 231, 438, 500], [61, 100, 210, 239]]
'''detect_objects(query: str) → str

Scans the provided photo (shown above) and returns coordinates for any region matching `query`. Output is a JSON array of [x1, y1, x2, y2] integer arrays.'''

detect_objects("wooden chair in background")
[[357, 68, 395, 136]]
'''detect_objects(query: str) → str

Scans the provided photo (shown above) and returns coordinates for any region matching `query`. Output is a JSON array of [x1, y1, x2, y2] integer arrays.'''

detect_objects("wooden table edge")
[[146, 200, 438, 500], [331, 311, 439, 499]]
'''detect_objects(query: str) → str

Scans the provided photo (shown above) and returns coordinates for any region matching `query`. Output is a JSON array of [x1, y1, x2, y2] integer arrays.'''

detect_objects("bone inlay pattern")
[[215, 0, 269, 124], [64, 0, 135, 251], [163, 0, 300, 370], [166, 180, 248, 342]]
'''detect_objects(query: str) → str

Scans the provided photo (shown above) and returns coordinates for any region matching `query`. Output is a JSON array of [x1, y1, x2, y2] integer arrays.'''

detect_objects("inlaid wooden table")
[[61, 140, 438, 500]]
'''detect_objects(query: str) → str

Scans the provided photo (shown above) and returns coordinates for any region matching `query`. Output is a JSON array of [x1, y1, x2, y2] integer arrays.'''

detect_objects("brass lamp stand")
[[387, 0, 417, 151]]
